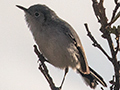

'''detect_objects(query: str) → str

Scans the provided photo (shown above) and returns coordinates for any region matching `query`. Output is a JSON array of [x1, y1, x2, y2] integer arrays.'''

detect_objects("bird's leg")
[[59, 67, 68, 89]]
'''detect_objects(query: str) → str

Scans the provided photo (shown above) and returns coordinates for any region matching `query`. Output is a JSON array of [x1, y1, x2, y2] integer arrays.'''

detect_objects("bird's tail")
[[77, 67, 107, 89]]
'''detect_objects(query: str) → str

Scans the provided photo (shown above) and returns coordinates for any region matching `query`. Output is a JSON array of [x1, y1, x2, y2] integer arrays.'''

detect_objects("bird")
[[16, 4, 107, 89]]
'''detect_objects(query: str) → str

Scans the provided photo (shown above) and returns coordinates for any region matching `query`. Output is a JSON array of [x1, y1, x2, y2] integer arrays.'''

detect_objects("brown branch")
[[109, 0, 120, 56], [33, 45, 61, 90], [109, 75, 115, 90], [114, 0, 118, 4], [109, 1, 120, 25], [84, 23, 112, 61], [88, 0, 120, 89], [115, 32, 120, 55], [92, 0, 116, 62], [92, 0, 108, 25]]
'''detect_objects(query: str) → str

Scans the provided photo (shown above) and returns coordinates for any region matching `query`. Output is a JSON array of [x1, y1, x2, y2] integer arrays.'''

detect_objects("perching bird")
[[16, 4, 107, 89]]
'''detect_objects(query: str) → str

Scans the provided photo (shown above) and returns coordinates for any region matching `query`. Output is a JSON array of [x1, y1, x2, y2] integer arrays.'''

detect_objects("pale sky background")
[[0, 0, 120, 90]]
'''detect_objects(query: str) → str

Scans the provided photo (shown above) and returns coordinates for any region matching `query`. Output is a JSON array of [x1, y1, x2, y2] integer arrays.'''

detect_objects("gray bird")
[[16, 4, 107, 89]]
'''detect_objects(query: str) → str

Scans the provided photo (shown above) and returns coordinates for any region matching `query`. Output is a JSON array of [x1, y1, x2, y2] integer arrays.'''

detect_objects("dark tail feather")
[[89, 67, 107, 87], [77, 69, 98, 88], [77, 67, 107, 89]]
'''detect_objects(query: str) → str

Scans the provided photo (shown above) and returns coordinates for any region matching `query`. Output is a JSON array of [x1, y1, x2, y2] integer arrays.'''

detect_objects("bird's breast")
[[32, 28, 79, 69]]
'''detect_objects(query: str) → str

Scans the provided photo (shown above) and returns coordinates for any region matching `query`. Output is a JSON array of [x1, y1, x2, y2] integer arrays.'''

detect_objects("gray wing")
[[59, 19, 90, 74]]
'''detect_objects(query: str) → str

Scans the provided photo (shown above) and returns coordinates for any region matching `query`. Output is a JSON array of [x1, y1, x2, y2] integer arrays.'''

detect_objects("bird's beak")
[[16, 5, 28, 12]]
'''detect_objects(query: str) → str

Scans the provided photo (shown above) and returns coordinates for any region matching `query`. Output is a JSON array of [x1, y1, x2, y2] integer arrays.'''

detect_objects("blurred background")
[[0, 0, 120, 90]]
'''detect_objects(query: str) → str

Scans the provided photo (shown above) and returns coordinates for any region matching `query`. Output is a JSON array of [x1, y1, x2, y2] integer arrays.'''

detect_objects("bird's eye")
[[34, 12, 40, 17]]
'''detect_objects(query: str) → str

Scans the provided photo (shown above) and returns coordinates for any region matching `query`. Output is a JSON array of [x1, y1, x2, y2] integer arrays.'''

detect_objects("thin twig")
[[33, 45, 61, 90], [101, 87, 104, 90], [92, 0, 108, 25], [109, 2, 120, 25], [84, 23, 112, 61], [109, 75, 115, 90], [89, 0, 120, 89], [115, 30, 120, 55], [114, 0, 118, 4]]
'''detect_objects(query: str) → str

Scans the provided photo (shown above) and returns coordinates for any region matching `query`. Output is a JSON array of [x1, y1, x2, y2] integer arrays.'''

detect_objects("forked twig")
[[87, 0, 120, 89], [84, 23, 112, 61]]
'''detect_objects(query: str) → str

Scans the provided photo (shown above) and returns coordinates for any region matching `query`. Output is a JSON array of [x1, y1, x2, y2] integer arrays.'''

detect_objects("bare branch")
[[84, 23, 112, 61], [109, 2, 120, 25], [115, 31, 120, 55], [33, 45, 61, 90], [109, 75, 115, 90], [89, 0, 120, 89], [114, 0, 120, 4], [92, 0, 108, 25]]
